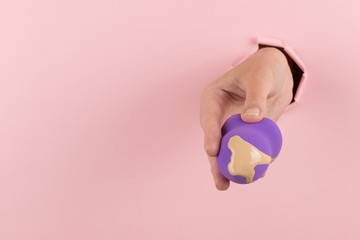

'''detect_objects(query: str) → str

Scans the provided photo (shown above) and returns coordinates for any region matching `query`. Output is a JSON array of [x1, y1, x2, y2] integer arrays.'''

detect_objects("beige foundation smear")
[[227, 135, 272, 183]]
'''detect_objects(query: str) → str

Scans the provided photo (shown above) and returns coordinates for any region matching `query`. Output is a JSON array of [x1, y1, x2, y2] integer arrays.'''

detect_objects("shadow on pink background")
[[0, 0, 359, 239]]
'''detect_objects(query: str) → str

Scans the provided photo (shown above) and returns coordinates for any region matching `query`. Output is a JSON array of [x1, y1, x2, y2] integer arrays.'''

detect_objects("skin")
[[200, 47, 294, 191]]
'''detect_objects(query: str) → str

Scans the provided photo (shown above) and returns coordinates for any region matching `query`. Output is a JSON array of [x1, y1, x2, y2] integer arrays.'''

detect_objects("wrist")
[[257, 47, 288, 62], [257, 40, 305, 104], [255, 47, 292, 86]]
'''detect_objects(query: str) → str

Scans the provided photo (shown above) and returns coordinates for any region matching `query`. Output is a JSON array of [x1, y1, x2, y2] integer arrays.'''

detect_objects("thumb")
[[241, 80, 271, 123]]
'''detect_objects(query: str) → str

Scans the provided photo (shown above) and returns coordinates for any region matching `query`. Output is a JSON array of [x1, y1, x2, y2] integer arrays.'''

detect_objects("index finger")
[[200, 86, 225, 157]]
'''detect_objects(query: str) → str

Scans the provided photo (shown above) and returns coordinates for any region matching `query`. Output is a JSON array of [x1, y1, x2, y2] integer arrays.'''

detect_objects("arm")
[[200, 39, 305, 190]]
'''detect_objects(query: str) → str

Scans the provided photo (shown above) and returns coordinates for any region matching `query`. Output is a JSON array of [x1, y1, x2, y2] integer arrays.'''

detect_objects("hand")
[[200, 47, 293, 190]]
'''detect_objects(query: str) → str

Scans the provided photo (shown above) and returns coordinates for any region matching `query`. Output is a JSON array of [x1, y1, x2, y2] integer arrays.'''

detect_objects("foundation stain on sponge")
[[227, 135, 272, 183]]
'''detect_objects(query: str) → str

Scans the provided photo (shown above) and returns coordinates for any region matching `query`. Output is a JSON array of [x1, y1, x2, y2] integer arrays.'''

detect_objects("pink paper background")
[[1, 0, 360, 239]]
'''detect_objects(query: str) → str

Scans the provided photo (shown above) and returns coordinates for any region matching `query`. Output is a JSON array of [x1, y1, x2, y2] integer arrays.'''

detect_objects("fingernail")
[[244, 107, 260, 116]]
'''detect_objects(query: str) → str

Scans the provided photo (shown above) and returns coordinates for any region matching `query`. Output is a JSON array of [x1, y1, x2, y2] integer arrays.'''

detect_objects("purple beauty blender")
[[216, 114, 282, 184]]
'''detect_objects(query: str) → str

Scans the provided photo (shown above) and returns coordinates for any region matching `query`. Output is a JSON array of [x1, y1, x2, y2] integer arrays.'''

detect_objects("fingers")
[[241, 75, 273, 123], [200, 86, 230, 191], [200, 87, 224, 157], [208, 155, 230, 190]]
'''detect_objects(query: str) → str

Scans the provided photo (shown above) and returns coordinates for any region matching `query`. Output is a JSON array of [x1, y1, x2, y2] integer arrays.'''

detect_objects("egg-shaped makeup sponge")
[[216, 114, 283, 184]]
